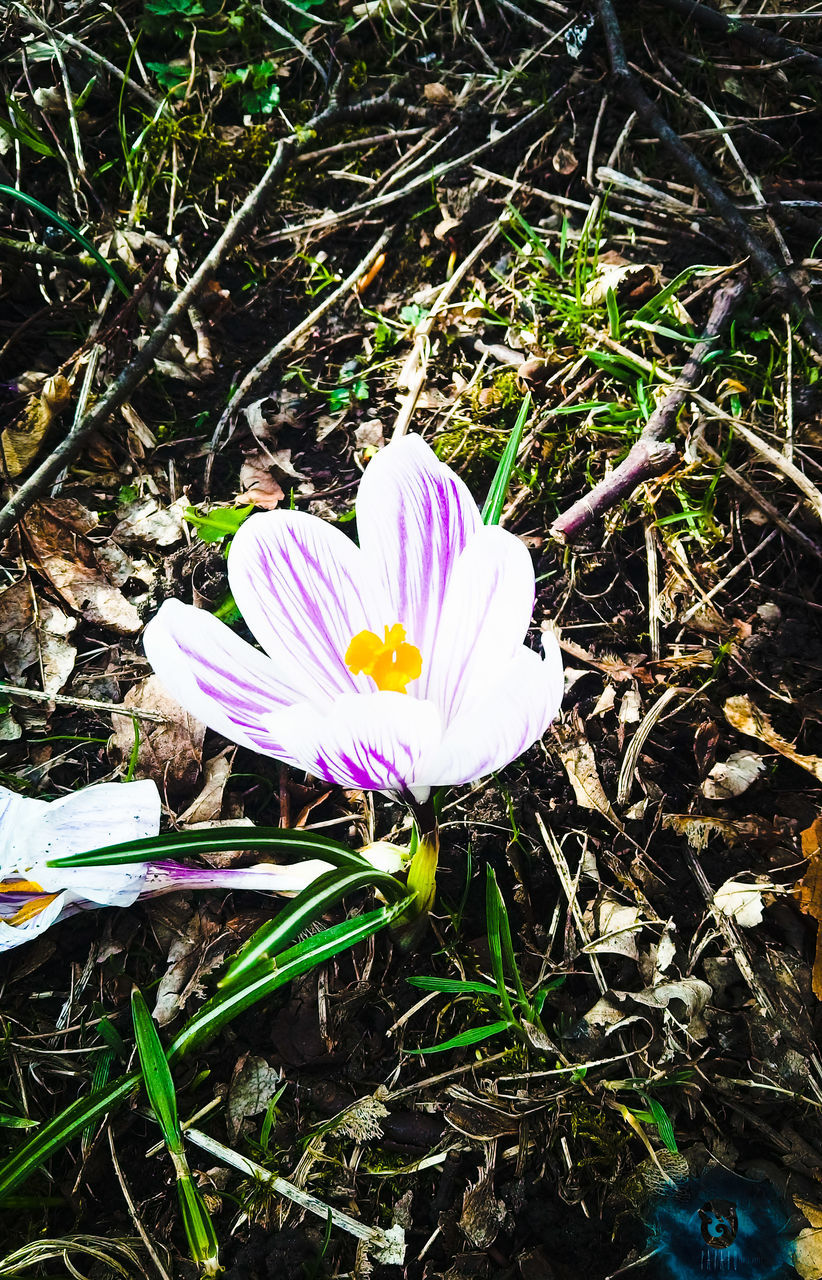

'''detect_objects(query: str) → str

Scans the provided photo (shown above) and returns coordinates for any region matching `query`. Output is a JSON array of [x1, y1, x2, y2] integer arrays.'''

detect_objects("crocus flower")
[[144, 435, 563, 802], [0, 780, 404, 952]]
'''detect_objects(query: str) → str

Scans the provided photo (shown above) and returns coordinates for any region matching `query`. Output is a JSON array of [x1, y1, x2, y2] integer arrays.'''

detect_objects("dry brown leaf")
[[226, 1054, 283, 1142], [701, 749, 765, 799], [1, 374, 71, 478], [112, 496, 187, 548], [110, 674, 205, 795], [22, 500, 141, 634], [553, 712, 623, 829], [795, 1221, 822, 1280], [798, 816, 822, 1000], [724, 694, 822, 783], [0, 578, 77, 693], [238, 450, 286, 509], [179, 749, 235, 824]]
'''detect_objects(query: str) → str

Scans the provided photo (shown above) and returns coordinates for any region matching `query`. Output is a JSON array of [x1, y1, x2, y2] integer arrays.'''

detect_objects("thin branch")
[[647, 0, 822, 77], [550, 274, 748, 543], [0, 91, 405, 543], [595, 0, 822, 354]]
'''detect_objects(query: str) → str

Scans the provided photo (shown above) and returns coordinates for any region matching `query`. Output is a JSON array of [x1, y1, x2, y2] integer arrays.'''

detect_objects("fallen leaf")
[[237, 450, 285, 509], [798, 816, 822, 1000], [110, 675, 205, 795], [713, 877, 772, 928], [1, 374, 71, 478], [179, 749, 234, 824], [795, 1224, 822, 1279], [553, 712, 623, 829], [701, 750, 766, 799], [663, 813, 781, 850], [226, 1053, 283, 1142], [724, 694, 822, 783], [588, 891, 643, 958], [624, 977, 712, 1033], [22, 500, 141, 634], [112, 496, 187, 548], [151, 902, 228, 1024], [0, 578, 77, 693]]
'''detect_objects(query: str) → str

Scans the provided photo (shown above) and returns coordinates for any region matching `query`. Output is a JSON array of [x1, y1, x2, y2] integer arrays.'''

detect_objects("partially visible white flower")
[[0, 780, 161, 952], [0, 781, 406, 953]]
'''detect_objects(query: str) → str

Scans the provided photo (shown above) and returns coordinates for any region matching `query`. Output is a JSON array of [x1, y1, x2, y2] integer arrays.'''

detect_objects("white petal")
[[229, 510, 385, 701], [419, 638, 564, 786], [144, 599, 306, 761], [355, 435, 482, 673], [423, 525, 535, 717], [275, 691, 443, 793], [0, 890, 74, 953]]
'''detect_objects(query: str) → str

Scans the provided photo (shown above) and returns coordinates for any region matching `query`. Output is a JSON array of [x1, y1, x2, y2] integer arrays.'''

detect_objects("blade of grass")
[[167, 898, 411, 1062], [47, 825, 379, 871], [220, 866, 406, 989], [0, 185, 129, 296], [484, 867, 516, 1023], [409, 1021, 512, 1054], [481, 394, 531, 526]]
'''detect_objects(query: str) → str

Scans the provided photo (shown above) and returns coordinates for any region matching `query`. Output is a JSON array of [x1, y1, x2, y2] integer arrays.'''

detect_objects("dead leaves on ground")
[[21, 499, 141, 634], [110, 674, 205, 796], [798, 817, 822, 1001]]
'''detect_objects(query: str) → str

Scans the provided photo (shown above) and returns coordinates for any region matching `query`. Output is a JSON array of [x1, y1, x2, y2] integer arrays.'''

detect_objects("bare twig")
[[0, 682, 169, 722], [648, 0, 822, 77], [550, 274, 748, 543], [207, 225, 396, 466], [0, 234, 113, 280], [595, 0, 822, 354], [0, 91, 405, 542]]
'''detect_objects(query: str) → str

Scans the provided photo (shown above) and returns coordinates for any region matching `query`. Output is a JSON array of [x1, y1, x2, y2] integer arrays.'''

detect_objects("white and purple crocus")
[[0, 779, 405, 951], [144, 435, 564, 801]]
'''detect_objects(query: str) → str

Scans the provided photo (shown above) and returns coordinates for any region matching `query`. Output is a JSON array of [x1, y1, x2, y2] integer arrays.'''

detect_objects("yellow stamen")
[[4, 893, 59, 927], [345, 623, 422, 694], [0, 879, 58, 927]]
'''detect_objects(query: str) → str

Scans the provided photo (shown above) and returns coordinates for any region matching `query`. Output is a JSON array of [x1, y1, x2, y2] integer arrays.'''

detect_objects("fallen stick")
[[595, 0, 822, 355], [549, 274, 748, 543], [647, 0, 822, 78], [0, 89, 407, 544]]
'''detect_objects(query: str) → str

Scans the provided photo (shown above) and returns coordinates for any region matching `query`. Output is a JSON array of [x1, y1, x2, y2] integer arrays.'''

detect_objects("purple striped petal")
[[355, 436, 482, 676], [274, 692, 442, 793], [144, 600, 306, 761], [228, 511, 385, 701], [423, 525, 535, 719], [418, 636, 564, 787]]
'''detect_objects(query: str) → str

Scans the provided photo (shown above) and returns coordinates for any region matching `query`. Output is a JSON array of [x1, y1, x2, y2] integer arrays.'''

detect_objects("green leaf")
[[185, 504, 253, 543], [0, 1073, 140, 1203], [481, 394, 531, 526], [406, 976, 499, 997], [167, 898, 411, 1062], [646, 1097, 678, 1153], [409, 1020, 511, 1054], [177, 1175, 220, 1273], [0, 1114, 39, 1130], [47, 824, 377, 870], [0, 113, 57, 157], [484, 866, 516, 1022], [131, 988, 183, 1154], [220, 866, 407, 989], [605, 286, 621, 340]]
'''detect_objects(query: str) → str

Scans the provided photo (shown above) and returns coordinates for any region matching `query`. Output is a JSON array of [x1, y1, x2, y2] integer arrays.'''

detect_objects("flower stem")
[[394, 799, 439, 947]]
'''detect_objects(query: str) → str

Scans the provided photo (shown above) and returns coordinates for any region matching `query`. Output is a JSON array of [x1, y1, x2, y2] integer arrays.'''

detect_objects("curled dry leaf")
[[701, 749, 766, 800], [1, 374, 71, 478], [0, 578, 77, 694], [22, 500, 141, 634], [724, 694, 822, 783], [588, 890, 644, 958], [237, 450, 286, 510], [553, 711, 623, 829], [112, 496, 188, 548], [110, 674, 205, 795], [624, 977, 712, 1032], [179, 749, 235, 825]]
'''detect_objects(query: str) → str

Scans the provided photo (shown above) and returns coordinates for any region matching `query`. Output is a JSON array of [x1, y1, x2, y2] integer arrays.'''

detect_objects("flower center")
[[345, 623, 422, 694]]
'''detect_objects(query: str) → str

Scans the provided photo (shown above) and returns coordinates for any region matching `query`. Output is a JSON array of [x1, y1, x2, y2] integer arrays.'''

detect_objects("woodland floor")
[[2, 1, 822, 1278]]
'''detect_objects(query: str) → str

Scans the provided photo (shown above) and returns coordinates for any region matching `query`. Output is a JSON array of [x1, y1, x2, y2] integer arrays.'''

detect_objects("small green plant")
[[185, 503, 253, 543], [132, 989, 220, 1274], [408, 864, 563, 1053], [223, 62, 280, 116]]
